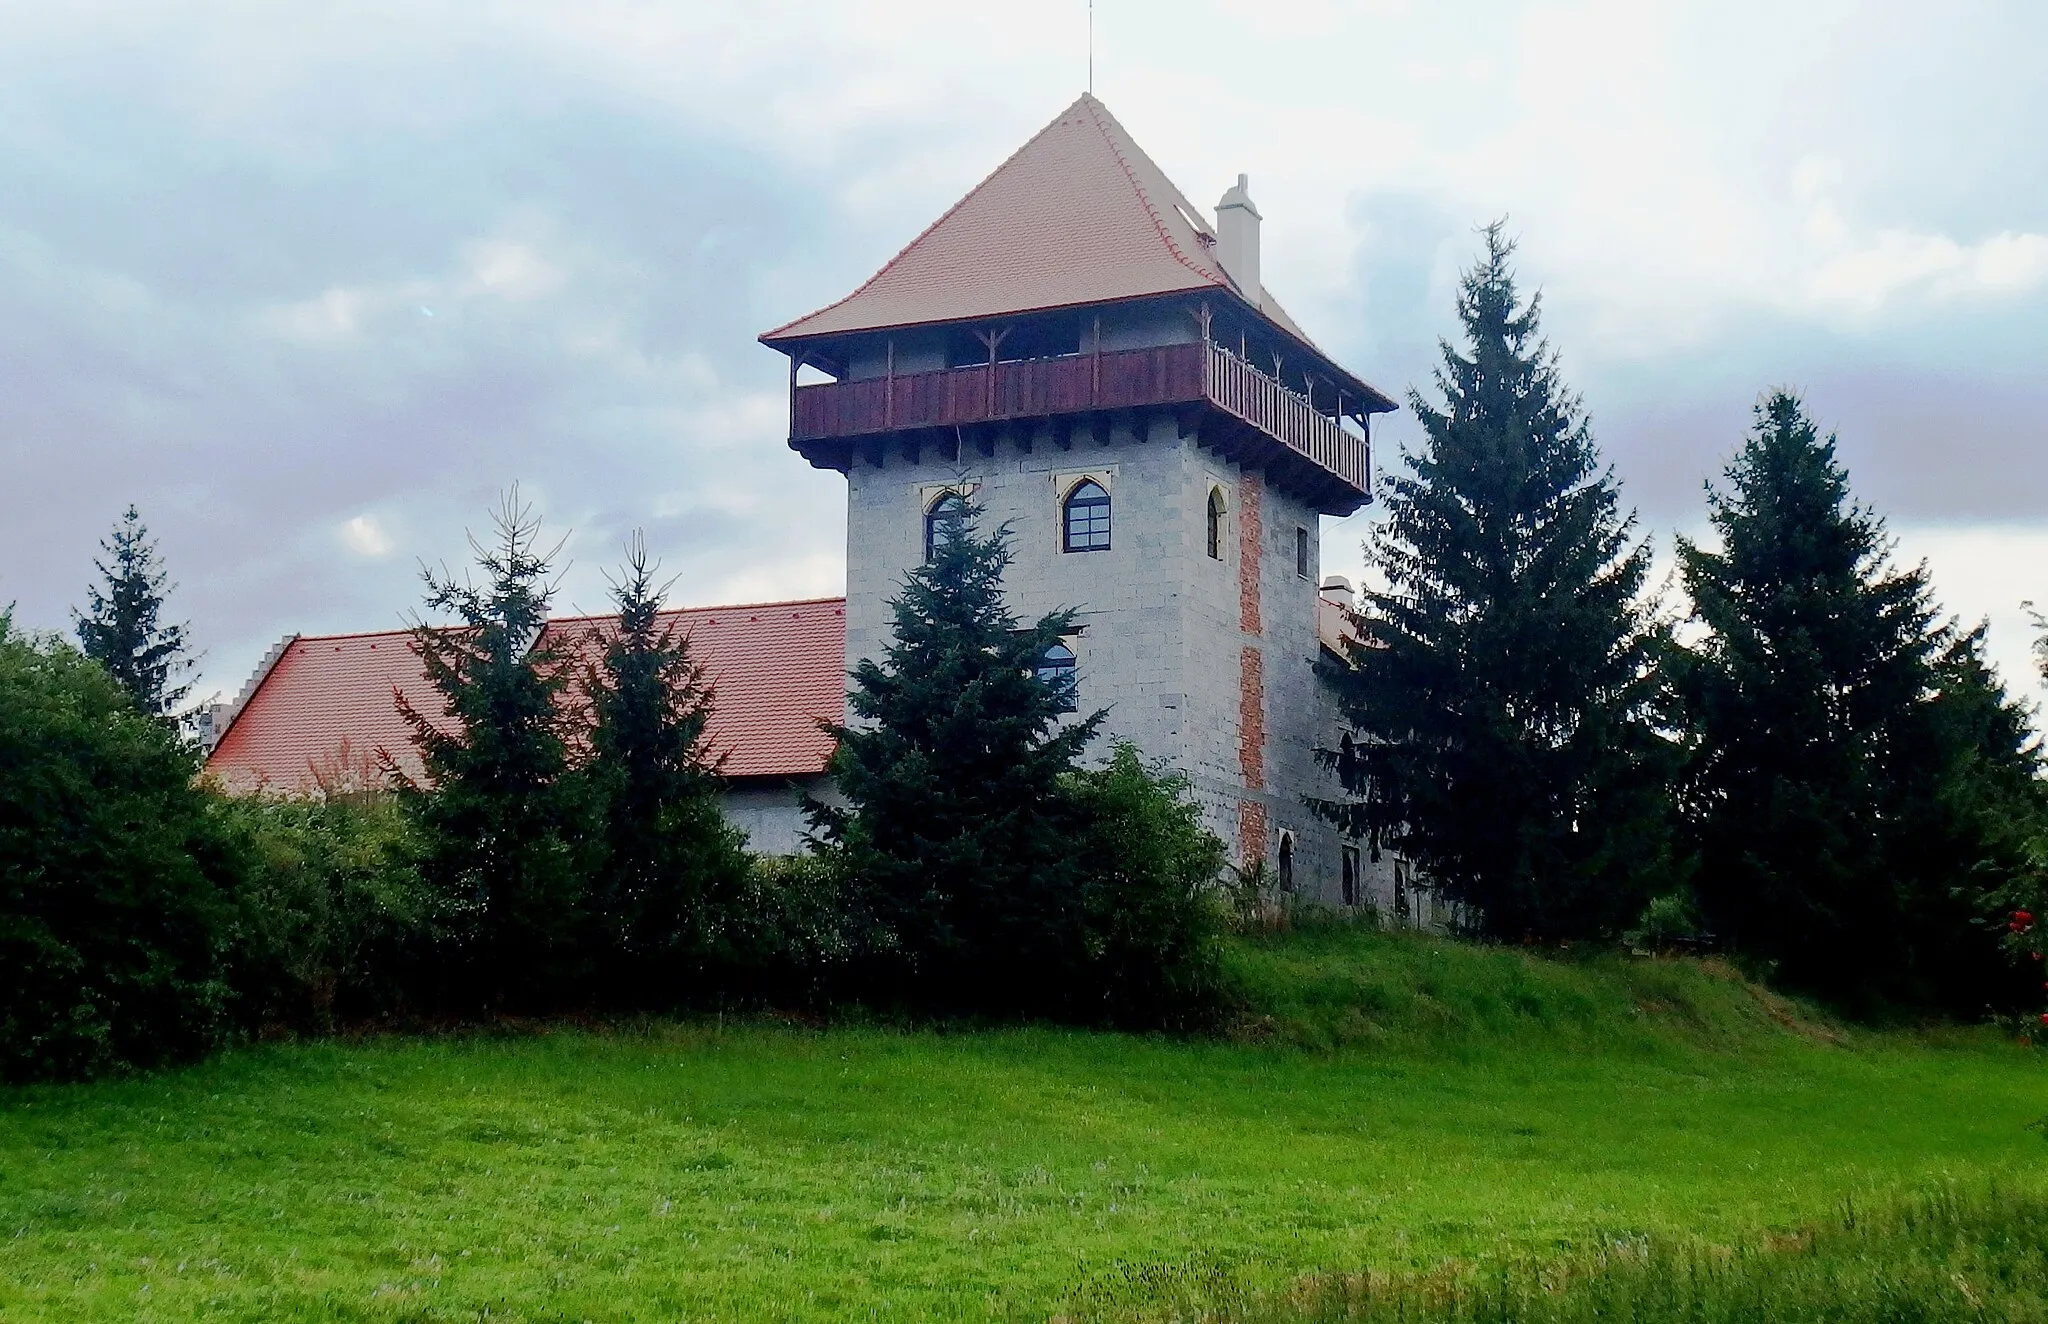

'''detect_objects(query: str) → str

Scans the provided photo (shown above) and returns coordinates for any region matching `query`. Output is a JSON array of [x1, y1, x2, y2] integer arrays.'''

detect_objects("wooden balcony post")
[[884, 338, 895, 430], [1091, 313, 1101, 406]]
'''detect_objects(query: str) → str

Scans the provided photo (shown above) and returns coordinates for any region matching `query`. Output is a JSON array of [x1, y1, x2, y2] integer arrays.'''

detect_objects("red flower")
[[2017, 911, 2036, 924]]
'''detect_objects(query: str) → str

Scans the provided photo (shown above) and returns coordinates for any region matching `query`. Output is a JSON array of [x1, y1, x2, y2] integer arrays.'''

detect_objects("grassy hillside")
[[1, 927, 2042, 1322], [1223, 922, 1839, 1053]]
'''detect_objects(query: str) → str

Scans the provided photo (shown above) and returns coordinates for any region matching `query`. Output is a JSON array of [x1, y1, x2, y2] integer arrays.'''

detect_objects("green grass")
[[2, 927, 2043, 1321]]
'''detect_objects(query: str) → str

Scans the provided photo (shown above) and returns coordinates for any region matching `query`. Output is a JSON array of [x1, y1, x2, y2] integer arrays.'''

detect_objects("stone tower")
[[760, 95, 1404, 907]]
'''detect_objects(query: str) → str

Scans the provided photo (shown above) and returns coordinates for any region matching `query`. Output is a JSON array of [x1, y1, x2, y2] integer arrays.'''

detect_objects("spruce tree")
[[75, 505, 193, 722], [1676, 390, 2026, 1006], [810, 501, 1104, 1015], [1323, 224, 1673, 939], [390, 491, 587, 1007], [581, 533, 751, 1003]]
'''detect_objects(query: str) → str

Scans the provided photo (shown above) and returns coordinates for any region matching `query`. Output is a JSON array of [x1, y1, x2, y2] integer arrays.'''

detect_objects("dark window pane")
[[925, 493, 968, 561], [1063, 480, 1111, 553], [1035, 641, 1078, 712]]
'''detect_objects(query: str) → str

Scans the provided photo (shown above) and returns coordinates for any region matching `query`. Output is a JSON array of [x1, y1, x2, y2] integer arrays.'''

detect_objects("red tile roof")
[[761, 94, 1319, 346], [204, 597, 846, 796]]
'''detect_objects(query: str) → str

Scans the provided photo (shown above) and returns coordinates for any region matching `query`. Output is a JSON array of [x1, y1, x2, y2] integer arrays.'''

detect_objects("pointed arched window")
[[1206, 487, 1226, 559], [1062, 480, 1111, 553], [1278, 832, 1295, 893], [924, 492, 968, 562]]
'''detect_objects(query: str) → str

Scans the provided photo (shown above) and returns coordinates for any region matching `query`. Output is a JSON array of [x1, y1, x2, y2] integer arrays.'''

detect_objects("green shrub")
[[209, 793, 438, 1029], [1064, 743, 1230, 1029], [0, 618, 239, 1081]]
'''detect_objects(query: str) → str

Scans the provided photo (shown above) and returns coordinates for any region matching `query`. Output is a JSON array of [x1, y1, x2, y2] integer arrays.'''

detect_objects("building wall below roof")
[[724, 778, 834, 857], [839, 410, 1406, 913]]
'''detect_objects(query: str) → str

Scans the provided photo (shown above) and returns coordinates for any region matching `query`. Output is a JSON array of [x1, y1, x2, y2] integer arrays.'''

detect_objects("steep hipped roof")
[[762, 94, 1316, 345], [204, 598, 846, 795]]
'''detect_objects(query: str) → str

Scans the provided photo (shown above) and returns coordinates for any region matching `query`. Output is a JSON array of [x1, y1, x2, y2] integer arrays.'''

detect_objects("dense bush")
[[0, 618, 238, 1081], [210, 793, 437, 1030], [1063, 744, 1229, 1029]]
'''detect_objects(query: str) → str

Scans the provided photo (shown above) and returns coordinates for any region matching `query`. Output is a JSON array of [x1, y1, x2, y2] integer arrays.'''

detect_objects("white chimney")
[[1215, 173, 1262, 308], [1319, 575, 1355, 611]]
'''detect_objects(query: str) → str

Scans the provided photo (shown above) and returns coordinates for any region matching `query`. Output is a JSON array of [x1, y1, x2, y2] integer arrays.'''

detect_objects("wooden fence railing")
[[792, 341, 1365, 491]]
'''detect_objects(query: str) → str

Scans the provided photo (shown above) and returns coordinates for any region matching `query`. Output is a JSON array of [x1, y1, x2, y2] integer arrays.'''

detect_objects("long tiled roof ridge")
[[548, 595, 846, 626]]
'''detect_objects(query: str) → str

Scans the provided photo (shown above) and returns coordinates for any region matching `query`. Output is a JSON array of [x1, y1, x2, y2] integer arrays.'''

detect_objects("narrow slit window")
[[1278, 833, 1296, 893], [1295, 526, 1310, 579], [1063, 480, 1111, 553], [1206, 487, 1226, 559]]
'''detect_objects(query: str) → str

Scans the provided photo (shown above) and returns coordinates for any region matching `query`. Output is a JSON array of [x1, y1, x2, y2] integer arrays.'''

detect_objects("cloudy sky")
[[3, 0, 2044, 710]]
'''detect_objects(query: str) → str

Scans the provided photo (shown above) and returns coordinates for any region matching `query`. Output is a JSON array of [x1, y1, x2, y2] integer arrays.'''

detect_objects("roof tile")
[[205, 598, 846, 796]]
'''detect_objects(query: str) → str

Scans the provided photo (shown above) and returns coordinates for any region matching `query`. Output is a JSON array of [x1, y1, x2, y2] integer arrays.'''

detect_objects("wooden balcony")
[[788, 342, 1370, 513]]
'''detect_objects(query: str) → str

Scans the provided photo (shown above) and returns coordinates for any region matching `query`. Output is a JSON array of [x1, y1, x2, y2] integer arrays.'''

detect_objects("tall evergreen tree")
[[581, 533, 751, 1002], [1677, 390, 2036, 1007], [1323, 224, 1673, 939], [810, 501, 1104, 1015], [388, 491, 587, 1007], [75, 505, 193, 721]]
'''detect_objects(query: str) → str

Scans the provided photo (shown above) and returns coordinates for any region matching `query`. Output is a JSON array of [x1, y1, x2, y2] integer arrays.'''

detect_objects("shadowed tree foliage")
[[74, 505, 193, 723], [811, 502, 1229, 1025], [1322, 224, 1676, 940], [580, 533, 752, 1003], [1, 613, 237, 1081], [1679, 392, 2045, 1010], [809, 500, 1107, 1016], [387, 491, 589, 1008]]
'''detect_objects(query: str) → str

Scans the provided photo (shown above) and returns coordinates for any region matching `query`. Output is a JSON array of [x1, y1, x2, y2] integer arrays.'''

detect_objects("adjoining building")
[[204, 93, 1418, 915], [203, 600, 845, 857]]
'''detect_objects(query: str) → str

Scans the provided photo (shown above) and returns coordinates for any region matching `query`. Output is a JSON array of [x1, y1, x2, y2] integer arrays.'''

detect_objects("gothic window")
[[1295, 525, 1310, 579], [1206, 487, 1226, 559], [1062, 480, 1111, 553], [1277, 832, 1295, 893], [924, 492, 968, 561], [1035, 641, 1078, 711]]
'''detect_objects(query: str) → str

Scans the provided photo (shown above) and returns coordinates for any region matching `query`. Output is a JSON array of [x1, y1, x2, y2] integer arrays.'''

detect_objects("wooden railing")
[[1202, 345, 1367, 491], [791, 341, 1366, 493]]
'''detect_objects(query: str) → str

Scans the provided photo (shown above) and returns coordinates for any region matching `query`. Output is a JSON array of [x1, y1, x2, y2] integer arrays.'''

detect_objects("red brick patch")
[[1237, 470, 1262, 635], [1238, 644, 1265, 789], [1237, 798, 1268, 868]]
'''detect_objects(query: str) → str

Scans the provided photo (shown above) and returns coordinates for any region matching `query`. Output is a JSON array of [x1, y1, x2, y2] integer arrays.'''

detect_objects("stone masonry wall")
[[839, 416, 1387, 911]]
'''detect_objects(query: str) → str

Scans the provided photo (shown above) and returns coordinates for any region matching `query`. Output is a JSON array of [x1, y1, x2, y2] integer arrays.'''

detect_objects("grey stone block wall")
[[838, 414, 1398, 913], [721, 778, 830, 857]]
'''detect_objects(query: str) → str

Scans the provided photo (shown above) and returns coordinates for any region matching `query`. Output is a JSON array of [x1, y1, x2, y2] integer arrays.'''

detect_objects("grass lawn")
[[2, 928, 2043, 1321]]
